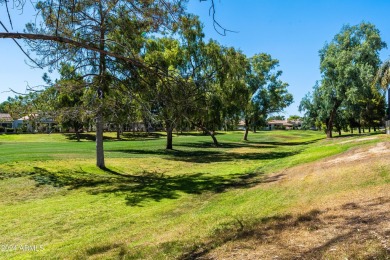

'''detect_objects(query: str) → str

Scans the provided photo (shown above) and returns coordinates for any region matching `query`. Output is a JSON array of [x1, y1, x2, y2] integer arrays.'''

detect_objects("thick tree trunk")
[[243, 119, 249, 141], [368, 127, 371, 133], [244, 128, 249, 141], [166, 126, 173, 150], [338, 129, 341, 136], [326, 103, 340, 138], [374, 126, 377, 132], [350, 127, 353, 134], [96, 111, 105, 169], [358, 127, 361, 134], [326, 122, 333, 138], [76, 130, 80, 142]]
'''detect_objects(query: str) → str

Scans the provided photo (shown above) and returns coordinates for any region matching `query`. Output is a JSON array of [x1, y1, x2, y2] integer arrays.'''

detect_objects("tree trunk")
[[358, 127, 361, 134], [326, 105, 339, 138], [243, 119, 249, 141], [350, 127, 353, 134], [208, 131, 219, 146], [253, 125, 257, 133], [76, 130, 80, 142], [326, 123, 333, 138], [374, 126, 377, 132], [116, 124, 121, 140], [338, 129, 341, 136], [96, 111, 105, 169], [195, 122, 219, 146], [166, 126, 173, 150]]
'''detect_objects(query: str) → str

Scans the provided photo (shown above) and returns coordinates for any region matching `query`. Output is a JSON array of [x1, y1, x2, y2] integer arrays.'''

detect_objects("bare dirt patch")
[[326, 142, 390, 165], [339, 136, 378, 144]]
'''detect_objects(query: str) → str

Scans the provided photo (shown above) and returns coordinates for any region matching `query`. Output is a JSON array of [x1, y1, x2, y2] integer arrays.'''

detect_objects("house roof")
[[267, 120, 293, 127], [0, 113, 13, 122], [17, 114, 39, 121]]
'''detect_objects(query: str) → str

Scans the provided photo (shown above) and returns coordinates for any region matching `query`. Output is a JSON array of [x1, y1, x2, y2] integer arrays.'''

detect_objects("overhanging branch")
[[0, 32, 145, 68]]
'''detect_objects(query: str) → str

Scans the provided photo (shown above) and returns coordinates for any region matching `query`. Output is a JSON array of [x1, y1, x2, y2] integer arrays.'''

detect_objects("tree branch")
[[0, 22, 43, 68], [0, 32, 145, 68]]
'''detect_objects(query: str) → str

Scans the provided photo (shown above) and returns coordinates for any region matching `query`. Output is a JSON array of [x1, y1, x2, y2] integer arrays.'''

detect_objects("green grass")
[[0, 130, 388, 259]]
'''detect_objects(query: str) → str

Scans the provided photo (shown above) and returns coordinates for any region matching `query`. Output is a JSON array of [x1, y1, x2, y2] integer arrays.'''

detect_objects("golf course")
[[0, 130, 389, 259]]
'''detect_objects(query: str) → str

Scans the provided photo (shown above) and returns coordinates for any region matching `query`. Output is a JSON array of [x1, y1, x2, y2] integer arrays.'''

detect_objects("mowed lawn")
[[0, 130, 388, 259]]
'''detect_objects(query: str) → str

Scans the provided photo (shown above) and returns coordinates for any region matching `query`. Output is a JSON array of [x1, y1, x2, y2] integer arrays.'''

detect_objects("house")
[[0, 113, 14, 131], [13, 114, 57, 133], [237, 120, 246, 130], [289, 119, 302, 129], [267, 120, 293, 130]]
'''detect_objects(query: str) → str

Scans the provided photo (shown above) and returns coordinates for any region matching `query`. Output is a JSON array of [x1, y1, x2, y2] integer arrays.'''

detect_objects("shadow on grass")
[[175, 141, 276, 149], [63, 132, 165, 142], [331, 131, 384, 139], [176, 132, 224, 137], [107, 148, 301, 163], [121, 132, 165, 140], [62, 133, 116, 142], [246, 138, 322, 147], [30, 167, 273, 206]]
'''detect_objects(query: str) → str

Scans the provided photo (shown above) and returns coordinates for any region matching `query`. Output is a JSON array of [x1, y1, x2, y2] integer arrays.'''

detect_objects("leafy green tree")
[[1, 0, 186, 168], [41, 64, 89, 141], [268, 115, 286, 121], [142, 37, 192, 149], [288, 115, 301, 121], [318, 22, 385, 138], [375, 60, 390, 119], [244, 53, 293, 140]]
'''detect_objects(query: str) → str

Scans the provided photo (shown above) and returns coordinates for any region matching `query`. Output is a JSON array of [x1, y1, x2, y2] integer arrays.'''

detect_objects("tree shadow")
[[176, 132, 227, 137], [29, 167, 270, 206], [107, 148, 302, 163], [175, 141, 276, 149], [62, 133, 117, 141], [246, 138, 322, 146], [63, 132, 166, 142], [332, 131, 384, 139], [121, 132, 165, 140]]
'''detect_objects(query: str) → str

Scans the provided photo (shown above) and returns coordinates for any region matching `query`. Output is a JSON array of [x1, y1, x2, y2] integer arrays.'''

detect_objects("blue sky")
[[1, 0, 390, 116]]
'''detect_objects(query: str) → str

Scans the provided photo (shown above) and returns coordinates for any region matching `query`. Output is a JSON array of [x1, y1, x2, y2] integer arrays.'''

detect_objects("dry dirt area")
[[197, 142, 390, 260]]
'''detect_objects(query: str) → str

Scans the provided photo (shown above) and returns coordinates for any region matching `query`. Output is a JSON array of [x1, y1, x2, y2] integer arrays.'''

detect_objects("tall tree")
[[244, 53, 292, 140], [0, 0, 186, 168], [143, 37, 190, 149], [375, 60, 390, 119], [40, 64, 89, 141], [318, 22, 385, 138]]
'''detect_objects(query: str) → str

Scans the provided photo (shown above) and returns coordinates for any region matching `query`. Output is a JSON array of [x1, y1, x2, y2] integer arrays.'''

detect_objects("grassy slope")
[[0, 130, 388, 259]]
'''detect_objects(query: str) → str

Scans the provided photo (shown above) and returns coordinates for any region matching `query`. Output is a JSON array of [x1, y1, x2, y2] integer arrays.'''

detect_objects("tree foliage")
[[300, 22, 386, 137]]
